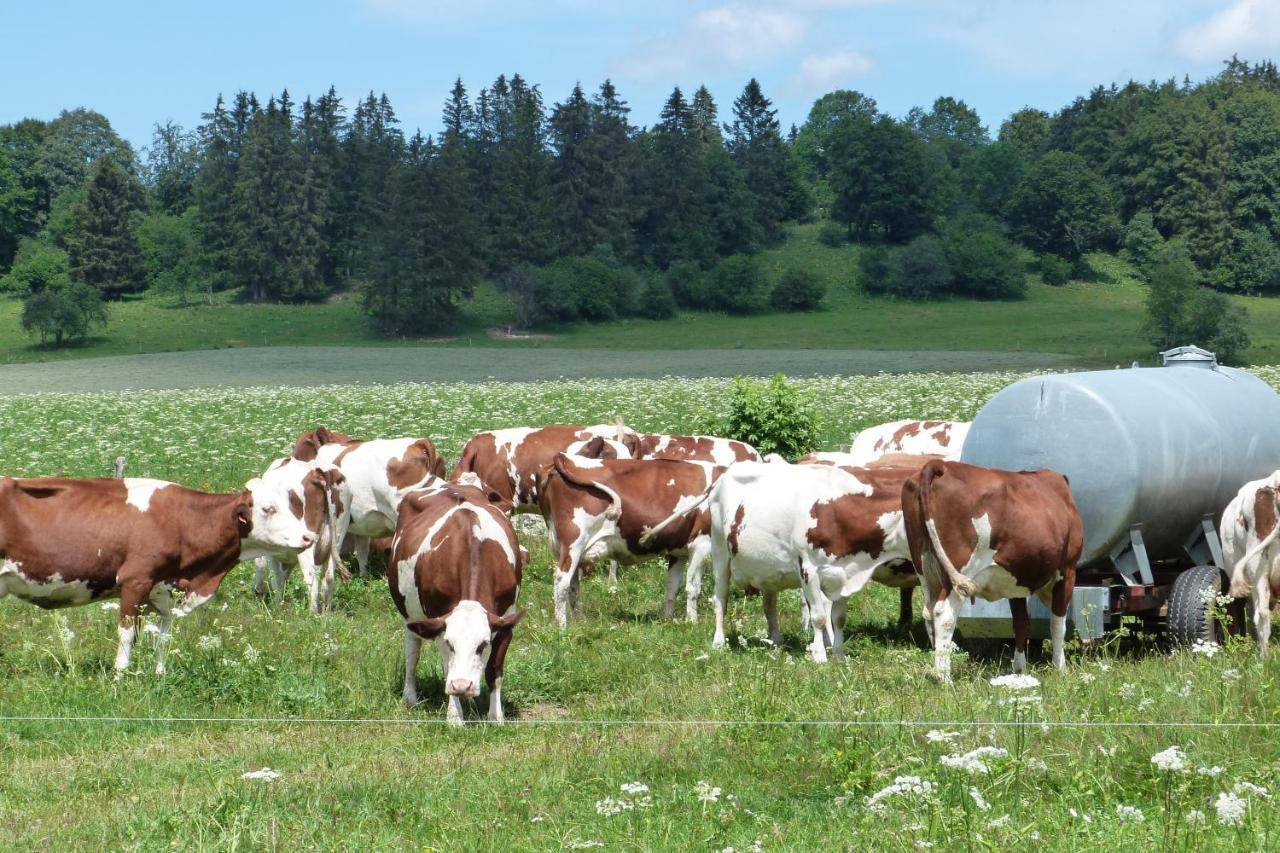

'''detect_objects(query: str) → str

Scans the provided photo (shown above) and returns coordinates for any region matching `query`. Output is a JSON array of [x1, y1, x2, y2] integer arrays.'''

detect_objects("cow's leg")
[[439, 640, 464, 725], [271, 558, 291, 604], [352, 536, 371, 577], [608, 560, 619, 594], [1010, 597, 1030, 674], [114, 578, 154, 678], [1252, 572, 1272, 657], [402, 629, 422, 707], [919, 566, 936, 647], [251, 556, 271, 598], [931, 588, 960, 683], [711, 543, 731, 650], [485, 625, 515, 724], [897, 587, 914, 633], [149, 584, 177, 676], [831, 597, 848, 661], [296, 550, 322, 615], [321, 552, 339, 613], [800, 594, 811, 634], [798, 557, 829, 663], [663, 556, 683, 619], [685, 539, 711, 622], [1045, 574, 1072, 671], [569, 565, 583, 615], [762, 590, 782, 646]]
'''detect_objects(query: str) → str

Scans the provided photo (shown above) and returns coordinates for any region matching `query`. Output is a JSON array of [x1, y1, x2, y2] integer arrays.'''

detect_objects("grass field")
[[2, 373, 1279, 849], [7, 223, 1280, 369]]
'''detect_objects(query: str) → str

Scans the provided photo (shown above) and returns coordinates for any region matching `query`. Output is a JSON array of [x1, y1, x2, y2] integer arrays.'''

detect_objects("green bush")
[[1035, 253, 1072, 286], [20, 280, 108, 346], [706, 254, 769, 315], [721, 373, 818, 460], [1122, 209, 1164, 272], [1143, 242, 1251, 364], [817, 220, 847, 248], [770, 268, 825, 311], [943, 214, 1027, 299], [637, 275, 677, 319], [0, 241, 71, 294], [896, 235, 953, 299], [665, 260, 709, 309], [856, 245, 899, 296], [528, 256, 643, 323]]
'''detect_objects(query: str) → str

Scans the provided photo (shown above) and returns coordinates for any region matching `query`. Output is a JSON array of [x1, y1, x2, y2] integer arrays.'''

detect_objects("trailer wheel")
[[1167, 565, 1226, 647]]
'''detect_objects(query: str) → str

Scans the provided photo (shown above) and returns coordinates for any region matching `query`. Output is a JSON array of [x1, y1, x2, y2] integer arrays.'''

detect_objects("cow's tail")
[[639, 482, 715, 547], [450, 437, 480, 482], [919, 461, 979, 598], [1230, 488, 1280, 597], [552, 455, 622, 521]]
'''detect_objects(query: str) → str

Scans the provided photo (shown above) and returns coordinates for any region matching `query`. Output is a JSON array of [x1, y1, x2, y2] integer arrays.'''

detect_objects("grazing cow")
[[250, 458, 352, 613], [539, 455, 722, 628], [0, 476, 314, 677], [389, 482, 525, 724], [450, 423, 638, 515], [290, 427, 446, 575], [848, 420, 969, 466], [633, 434, 760, 466], [798, 451, 943, 471], [661, 461, 917, 661], [1221, 471, 1280, 656], [901, 460, 1082, 681]]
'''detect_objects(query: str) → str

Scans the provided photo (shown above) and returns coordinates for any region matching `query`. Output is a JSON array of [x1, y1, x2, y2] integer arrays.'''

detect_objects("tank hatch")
[[1160, 345, 1217, 369]]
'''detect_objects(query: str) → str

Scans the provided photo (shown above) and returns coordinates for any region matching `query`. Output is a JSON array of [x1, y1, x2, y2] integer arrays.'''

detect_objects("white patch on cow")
[[847, 420, 970, 465], [439, 599, 492, 700], [0, 561, 100, 606], [568, 456, 604, 469], [924, 512, 1022, 599], [666, 478, 677, 487], [124, 477, 170, 512]]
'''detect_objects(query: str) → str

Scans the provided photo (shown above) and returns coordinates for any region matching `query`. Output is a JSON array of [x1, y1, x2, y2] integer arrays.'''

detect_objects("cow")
[[539, 454, 722, 628], [798, 451, 943, 471], [633, 434, 760, 466], [848, 420, 969, 466], [0, 476, 314, 678], [901, 460, 1083, 682], [250, 457, 352, 613], [1221, 471, 1280, 656], [450, 422, 638, 515], [388, 481, 525, 724], [290, 427, 446, 576], [654, 461, 918, 662]]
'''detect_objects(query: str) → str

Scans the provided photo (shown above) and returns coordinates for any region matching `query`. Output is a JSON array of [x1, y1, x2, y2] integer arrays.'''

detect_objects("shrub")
[[1214, 228, 1280, 293], [721, 373, 818, 460], [943, 214, 1026, 299], [20, 281, 108, 346], [1122, 209, 1164, 272], [770, 268, 825, 311], [1035, 253, 1072, 286], [896, 235, 953, 299], [511, 256, 646, 324], [637, 275, 677, 319], [856, 245, 900, 296], [665, 260, 709, 309], [1143, 242, 1251, 364], [0, 241, 71, 294], [706, 254, 769, 315], [818, 220, 847, 248]]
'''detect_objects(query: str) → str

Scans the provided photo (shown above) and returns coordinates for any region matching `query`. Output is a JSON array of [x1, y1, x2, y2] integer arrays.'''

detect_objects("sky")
[[5, 0, 1280, 153]]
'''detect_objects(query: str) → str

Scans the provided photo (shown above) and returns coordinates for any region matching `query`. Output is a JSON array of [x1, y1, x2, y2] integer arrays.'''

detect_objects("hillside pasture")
[[1, 374, 1278, 849]]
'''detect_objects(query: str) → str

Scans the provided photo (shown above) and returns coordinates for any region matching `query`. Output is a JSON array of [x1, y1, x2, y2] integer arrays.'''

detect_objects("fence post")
[[113, 457, 126, 479]]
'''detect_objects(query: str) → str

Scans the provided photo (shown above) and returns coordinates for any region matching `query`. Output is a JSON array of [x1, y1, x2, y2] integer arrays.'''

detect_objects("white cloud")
[[1173, 0, 1280, 63], [617, 5, 809, 79], [785, 51, 877, 97]]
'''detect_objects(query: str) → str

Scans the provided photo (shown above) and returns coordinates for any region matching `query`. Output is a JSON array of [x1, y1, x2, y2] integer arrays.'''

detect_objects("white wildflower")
[[142, 622, 160, 635], [567, 842, 604, 850], [241, 768, 281, 781], [1197, 766, 1223, 778], [1137, 697, 1155, 711], [1029, 831, 1040, 841], [969, 787, 990, 811], [1233, 781, 1269, 799], [1115, 804, 1144, 823], [989, 673, 1040, 690], [100, 601, 120, 611], [1118, 682, 1137, 699], [197, 634, 222, 651], [737, 635, 749, 649], [914, 842, 933, 850], [998, 695, 1042, 707], [530, 815, 544, 823], [1221, 668, 1242, 682], [1151, 746, 1188, 773], [941, 746, 1009, 775], [1185, 809, 1205, 825], [595, 797, 633, 816], [1216, 791, 1247, 826], [1069, 808, 1093, 824], [620, 782, 649, 795], [865, 776, 936, 814], [695, 780, 723, 804], [1078, 671, 1097, 684], [1094, 661, 1112, 672], [1024, 757, 1048, 771], [988, 815, 1011, 828], [925, 729, 960, 744], [57, 626, 76, 644], [242, 644, 261, 664]]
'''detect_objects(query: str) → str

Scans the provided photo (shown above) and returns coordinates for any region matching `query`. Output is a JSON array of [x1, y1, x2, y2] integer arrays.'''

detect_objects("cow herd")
[[5, 413, 1278, 723]]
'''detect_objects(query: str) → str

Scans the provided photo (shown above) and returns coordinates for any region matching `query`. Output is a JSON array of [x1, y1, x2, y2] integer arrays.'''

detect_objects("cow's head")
[[408, 600, 524, 699], [239, 477, 317, 559]]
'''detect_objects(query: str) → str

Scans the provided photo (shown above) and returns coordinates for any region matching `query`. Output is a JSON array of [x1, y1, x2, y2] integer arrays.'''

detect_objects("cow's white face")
[[241, 477, 316, 559], [439, 600, 492, 699]]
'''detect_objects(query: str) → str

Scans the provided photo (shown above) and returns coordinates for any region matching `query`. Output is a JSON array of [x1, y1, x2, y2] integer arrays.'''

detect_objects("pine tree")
[[549, 83, 595, 256], [690, 86, 722, 146], [65, 156, 146, 298], [587, 80, 635, 256], [192, 95, 240, 297], [300, 88, 345, 290], [726, 78, 799, 243], [485, 73, 554, 269]]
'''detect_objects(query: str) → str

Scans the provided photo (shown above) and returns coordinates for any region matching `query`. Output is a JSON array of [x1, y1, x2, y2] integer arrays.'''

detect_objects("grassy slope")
[[5, 224, 1280, 367]]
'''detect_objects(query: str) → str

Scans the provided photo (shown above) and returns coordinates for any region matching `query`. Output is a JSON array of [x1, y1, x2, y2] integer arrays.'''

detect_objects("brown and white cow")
[[251, 457, 352, 613], [291, 427, 446, 575], [633, 434, 760, 466], [901, 460, 1083, 681], [797, 451, 943, 471], [389, 481, 525, 724], [539, 454, 722, 628], [450, 423, 638, 515], [0, 476, 314, 677], [848, 420, 969, 466], [1221, 471, 1280, 656]]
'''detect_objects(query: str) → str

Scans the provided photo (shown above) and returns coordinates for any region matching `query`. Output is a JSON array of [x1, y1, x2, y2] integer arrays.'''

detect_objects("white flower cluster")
[[969, 787, 990, 812], [989, 674, 1040, 690], [940, 746, 1009, 775], [925, 730, 960, 744], [1191, 640, 1220, 658], [865, 776, 936, 815], [197, 634, 222, 651], [595, 797, 632, 817], [1215, 792, 1247, 826], [695, 780, 723, 804], [998, 695, 1042, 707], [241, 768, 281, 781], [1150, 746, 1187, 773], [619, 781, 649, 796], [1115, 804, 1144, 823]]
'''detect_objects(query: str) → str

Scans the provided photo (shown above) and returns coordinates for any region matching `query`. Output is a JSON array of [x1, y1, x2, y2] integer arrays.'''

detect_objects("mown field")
[[2, 373, 1279, 850], [8, 223, 1280, 369]]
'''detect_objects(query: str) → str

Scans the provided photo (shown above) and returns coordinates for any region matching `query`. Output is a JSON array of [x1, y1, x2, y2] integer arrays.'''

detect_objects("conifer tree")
[[727, 78, 799, 243], [65, 156, 146, 298]]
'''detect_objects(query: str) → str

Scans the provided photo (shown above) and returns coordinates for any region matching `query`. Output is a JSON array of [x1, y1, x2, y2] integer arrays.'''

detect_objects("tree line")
[[2, 58, 1280, 353]]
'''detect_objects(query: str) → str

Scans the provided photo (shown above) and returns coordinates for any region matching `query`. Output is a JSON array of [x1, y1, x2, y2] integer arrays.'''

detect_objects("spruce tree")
[[549, 83, 595, 256], [192, 95, 240, 297], [65, 156, 146, 298], [726, 78, 799, 243]]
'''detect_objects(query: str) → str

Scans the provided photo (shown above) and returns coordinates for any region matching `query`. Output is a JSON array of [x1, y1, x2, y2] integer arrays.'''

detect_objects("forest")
[[2, 57, 1280, 355]]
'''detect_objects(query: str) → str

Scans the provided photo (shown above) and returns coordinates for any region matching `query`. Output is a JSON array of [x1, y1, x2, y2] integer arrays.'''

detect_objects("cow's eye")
[[263, 506, 276, 516]]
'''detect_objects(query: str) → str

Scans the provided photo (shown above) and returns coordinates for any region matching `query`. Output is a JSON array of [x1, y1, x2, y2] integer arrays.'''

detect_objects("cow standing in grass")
[[901, 460, 1082, 681], [1221, 471, 1280, 656], [0, 476, 314, 677], [389, 481, 524, 724]]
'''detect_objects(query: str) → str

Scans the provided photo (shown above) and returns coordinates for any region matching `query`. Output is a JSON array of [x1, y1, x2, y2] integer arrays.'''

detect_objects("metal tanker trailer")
[[957, 346, 1280, 644]]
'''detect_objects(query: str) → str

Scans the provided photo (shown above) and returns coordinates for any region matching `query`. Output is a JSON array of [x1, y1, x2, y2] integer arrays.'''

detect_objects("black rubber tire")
[[1167, 565, 1225, 647]]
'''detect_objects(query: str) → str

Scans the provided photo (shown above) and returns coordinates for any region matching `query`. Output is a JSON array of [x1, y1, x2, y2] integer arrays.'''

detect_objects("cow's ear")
[[407, 618, 447, 639], [234, 498, 254, 535], [488, 609, 525, 631]]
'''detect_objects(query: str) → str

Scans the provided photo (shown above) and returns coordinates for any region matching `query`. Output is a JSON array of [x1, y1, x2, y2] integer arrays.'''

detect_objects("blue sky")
[[5, 0, 1280, 153]]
